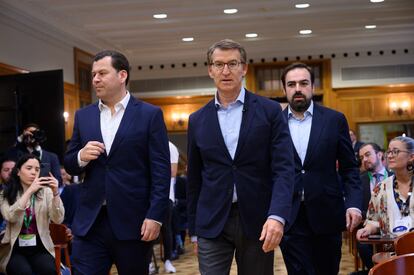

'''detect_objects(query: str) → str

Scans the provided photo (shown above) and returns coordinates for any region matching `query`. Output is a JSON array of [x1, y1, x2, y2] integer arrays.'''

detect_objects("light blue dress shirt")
[[287, 101, 314, 165], [215, 88, 245, 203]]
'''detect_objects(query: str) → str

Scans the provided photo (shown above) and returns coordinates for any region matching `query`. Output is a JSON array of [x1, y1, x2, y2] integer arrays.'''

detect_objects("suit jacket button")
[[232, 165, 237, 170], [301, 169, 305, 174]]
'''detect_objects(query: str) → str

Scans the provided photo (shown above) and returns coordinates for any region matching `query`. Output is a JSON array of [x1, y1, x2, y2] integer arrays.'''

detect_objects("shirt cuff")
[[147, 218, 162, 226], [347, 207, 362, 215], [77, 151, 90, 167], [190, 235, 198, 243], [268, 215, 285, 226]]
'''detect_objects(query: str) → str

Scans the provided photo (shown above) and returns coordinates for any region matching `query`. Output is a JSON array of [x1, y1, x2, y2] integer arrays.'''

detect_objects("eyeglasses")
[[210, 60, 244, 71], [385, 148, 410, 157]]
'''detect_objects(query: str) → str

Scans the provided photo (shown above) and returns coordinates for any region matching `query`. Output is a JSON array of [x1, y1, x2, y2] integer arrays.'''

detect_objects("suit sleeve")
[[337, 113, 363, 211], [268, 103, 295, 225], [146, 109, 171, 222], [64, 111, 85, 176], [186, 114, 203, 236]]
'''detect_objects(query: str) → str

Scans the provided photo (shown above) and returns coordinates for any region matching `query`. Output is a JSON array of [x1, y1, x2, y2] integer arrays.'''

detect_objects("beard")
[[289, 92, 311, 113]]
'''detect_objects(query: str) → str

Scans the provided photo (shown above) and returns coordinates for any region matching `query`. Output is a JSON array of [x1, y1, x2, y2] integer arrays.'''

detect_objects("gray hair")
[[390, 136, 414, 153], [207, 39, 247, 65]]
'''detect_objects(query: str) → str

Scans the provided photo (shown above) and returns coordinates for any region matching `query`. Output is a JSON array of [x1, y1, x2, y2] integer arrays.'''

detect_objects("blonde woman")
[[357, 136, 414, 239]]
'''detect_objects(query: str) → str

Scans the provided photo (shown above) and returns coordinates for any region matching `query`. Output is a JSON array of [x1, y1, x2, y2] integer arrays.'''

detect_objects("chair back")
[[369, 253, 414, 275], [394, 231, 414, 255], [49, 223, 71, 245]]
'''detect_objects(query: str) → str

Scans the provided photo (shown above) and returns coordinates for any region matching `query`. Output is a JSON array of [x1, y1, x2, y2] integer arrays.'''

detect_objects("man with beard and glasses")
[[354, 143, 392, 274], [279, 63, 362, 275]]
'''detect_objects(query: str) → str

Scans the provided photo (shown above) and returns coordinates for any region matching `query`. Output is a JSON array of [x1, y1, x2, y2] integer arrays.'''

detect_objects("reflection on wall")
[[359, 122, 414, 149]]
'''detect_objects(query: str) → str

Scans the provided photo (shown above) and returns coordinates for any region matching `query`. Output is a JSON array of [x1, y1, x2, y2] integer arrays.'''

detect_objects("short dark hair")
[[360, 142, 382, 154], [94, 50, 131, 85], [207, 39, 247, 65], [281, 62, 315, 89]]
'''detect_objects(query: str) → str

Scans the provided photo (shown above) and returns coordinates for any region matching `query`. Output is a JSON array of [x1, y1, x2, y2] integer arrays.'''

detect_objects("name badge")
[[18, 234, 36, 247], [393, 216, 411, 235]]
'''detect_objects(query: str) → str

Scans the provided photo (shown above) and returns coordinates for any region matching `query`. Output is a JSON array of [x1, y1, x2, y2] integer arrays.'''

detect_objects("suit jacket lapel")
[[303, 104, 325, 167], [107, 96, 138, 159], [206, 100, 233, 161], [91, 103, 105, 147], [234, 91, 256, 160]]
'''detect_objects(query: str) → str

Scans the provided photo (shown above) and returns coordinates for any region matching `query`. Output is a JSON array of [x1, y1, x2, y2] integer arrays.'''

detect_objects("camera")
[[23, 129, 47, 145]]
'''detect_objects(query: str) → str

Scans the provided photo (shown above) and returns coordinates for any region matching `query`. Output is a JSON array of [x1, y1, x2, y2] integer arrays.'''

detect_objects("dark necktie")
[[373, 173, 382, 186]]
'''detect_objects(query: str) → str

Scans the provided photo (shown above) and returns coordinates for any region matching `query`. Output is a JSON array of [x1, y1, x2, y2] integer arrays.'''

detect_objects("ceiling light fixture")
[[365, 25, 377, 29], [370, 0, 384, 3], [224, 8, 238, 14], [299, 29, 312, 35], [295, 3, 310, 9], [245, 33, 258, 38], [182, 37, 194, 42], [153, 14, 167, 19]]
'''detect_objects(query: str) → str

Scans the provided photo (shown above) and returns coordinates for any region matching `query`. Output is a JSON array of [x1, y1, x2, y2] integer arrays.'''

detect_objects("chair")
[[372, 231, 414, 265], [49, 223, 72, 274], [368, 253, 414, 275]]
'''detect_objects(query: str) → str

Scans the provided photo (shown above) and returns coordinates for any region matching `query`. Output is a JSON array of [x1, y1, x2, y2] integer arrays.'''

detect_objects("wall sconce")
[[171, 112, 188, 127], [390, 100, 410, 116], [63, 111, 69, 123]]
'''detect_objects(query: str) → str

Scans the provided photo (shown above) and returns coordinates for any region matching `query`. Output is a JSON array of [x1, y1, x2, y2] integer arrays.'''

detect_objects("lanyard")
[[23, 195, 35, 229], [393, 176, 413, 217]]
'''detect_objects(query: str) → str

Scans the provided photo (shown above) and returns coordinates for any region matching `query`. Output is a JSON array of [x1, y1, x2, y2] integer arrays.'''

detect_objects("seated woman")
[[0, 154, 64, 275], [357, 136, 414, 239]]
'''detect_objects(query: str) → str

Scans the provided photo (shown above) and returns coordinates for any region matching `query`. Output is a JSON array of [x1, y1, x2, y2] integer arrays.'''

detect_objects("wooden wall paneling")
[[0, 62, 29, 76], [141, 95, 212, 132], [63, 82, 79, 141]]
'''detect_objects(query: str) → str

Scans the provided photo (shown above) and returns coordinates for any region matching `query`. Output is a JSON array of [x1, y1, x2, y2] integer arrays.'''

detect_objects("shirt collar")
[[215, 87, 245, 109], [288, 100, 314, 119], [98, 91, 130, 112]]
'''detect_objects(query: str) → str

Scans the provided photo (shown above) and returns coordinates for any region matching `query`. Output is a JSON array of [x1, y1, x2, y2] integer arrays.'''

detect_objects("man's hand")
[[141, 219, 161, 242], [259, 219, 284, 253], [79, 141, 105, 162], [346, 208, 362, 232]]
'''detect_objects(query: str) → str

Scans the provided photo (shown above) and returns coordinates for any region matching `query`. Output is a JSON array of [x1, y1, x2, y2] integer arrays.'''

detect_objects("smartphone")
[[40, 163, 51, 177], [367, 234, 381, 240]]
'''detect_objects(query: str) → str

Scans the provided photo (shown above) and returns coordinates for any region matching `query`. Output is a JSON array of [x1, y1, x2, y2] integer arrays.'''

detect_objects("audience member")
[[173, 172, 188, 255], [1, 158, 15, 184], [279, 62, 362, 275], [187, 39, 294, 274], [0, 158, 15, 236], [356, 142, 392, 272], [350, 129, 364, 161], [357, 136, 414, 240], [64, 50, 170, 275], [59, 167, 80, 229], [0, 154, 64, 274], [5, 123, 62, 185]]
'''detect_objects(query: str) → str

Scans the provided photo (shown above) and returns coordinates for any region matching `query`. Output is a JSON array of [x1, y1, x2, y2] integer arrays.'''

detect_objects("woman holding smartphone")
[[357, 136, 414, 239], [0, 153, 64, 274]]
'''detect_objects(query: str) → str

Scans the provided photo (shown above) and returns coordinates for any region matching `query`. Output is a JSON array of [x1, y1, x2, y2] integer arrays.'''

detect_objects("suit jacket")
[[187, 90, 295, 239], [0, 188, 64, 272], [283, 103, 362, 234], [63, 96, 170, 240], [60, 184, 81, 229], [6, 145, 62, 186]]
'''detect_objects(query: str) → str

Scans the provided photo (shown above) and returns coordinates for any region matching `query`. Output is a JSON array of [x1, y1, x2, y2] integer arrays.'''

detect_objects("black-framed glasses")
[[386, 148, 410, 157], [210, 60, 244, 71]]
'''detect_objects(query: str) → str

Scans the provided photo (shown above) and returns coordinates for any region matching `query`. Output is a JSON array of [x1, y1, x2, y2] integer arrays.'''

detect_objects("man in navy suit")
[[187, 39, 295, 274], [279, 63, 363, 275], [64, 50, 170, 275]]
